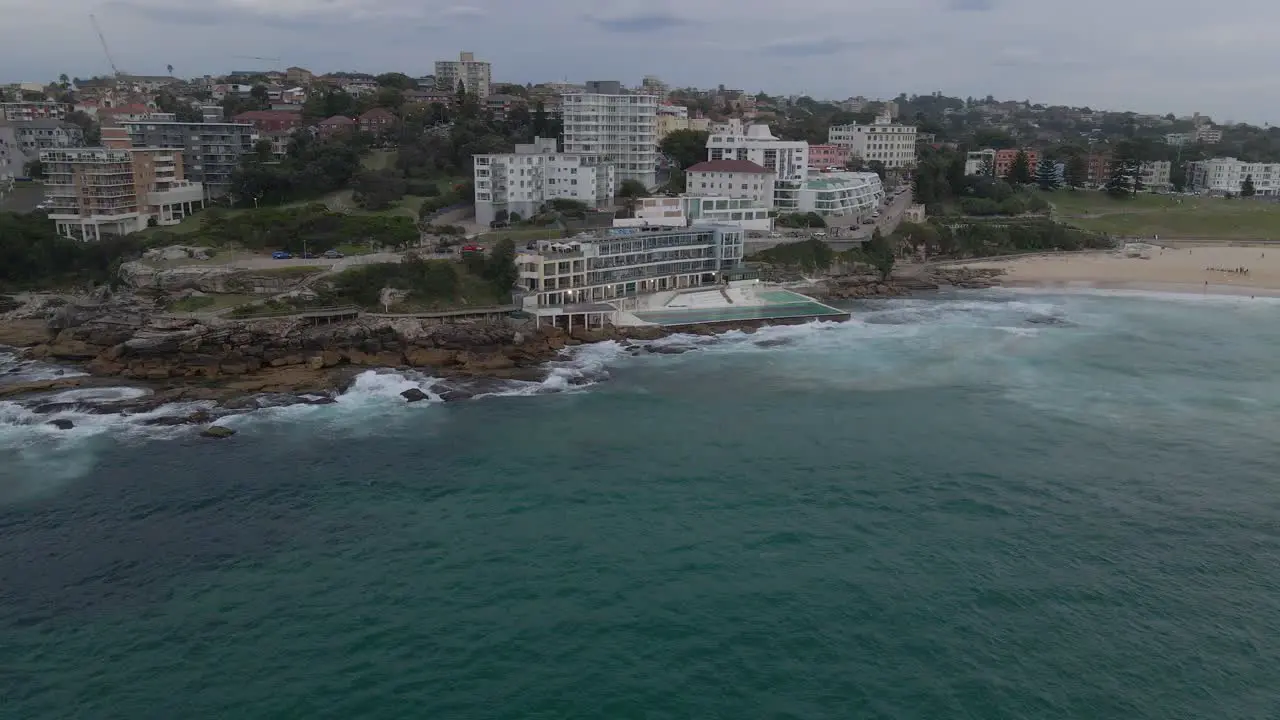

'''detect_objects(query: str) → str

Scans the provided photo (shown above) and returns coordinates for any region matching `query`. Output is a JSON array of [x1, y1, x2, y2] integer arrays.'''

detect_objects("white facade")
[[435, 51, 491, 98], [685, 160, 775, 207], [779, 172, 885, 218], [1140, 161, 1172, 191], [1187, 157, 1280, 195], [1196, 126, 1223, 144], [473, 137, 616, 226], [1164, 133, 1192, 147], [562, 92, 658, 188], [828, 110, 918, 169], [964, 149, 997, 176], [705, 120, 808, 183], [516, 226, 745, 323], [613, 196, 774, 232]]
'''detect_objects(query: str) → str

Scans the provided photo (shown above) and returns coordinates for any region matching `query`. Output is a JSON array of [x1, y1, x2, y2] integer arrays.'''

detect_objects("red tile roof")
[[234, 110, 301, 121], [359, 108, 395, 120], [685, 159, 771, 174], [318, 115, 355, 126]]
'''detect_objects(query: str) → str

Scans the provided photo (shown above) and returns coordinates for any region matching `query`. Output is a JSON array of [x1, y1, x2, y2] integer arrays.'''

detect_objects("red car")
[[461, 244, 483, 253]]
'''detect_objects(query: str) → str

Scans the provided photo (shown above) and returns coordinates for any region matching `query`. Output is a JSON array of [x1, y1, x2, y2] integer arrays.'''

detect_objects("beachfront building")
[[809, 144, 851, 170], [827, 110, 918, 169], [40, 127, 205, 241], [1187, 157, 1280, 195], [775, 171, 885, 219], [472, 136, 615, 226], [516, 226, 745, 326], [613, 196, 774, 232], [562, 88, 658, 188], [1, 101, 68, 122]]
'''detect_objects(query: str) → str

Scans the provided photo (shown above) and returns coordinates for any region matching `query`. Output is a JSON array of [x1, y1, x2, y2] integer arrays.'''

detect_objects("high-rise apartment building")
[[473, 137, 615, 226], [41, 127, 205, 241], [435, 51, 491, 99], [828, 110, 918, 169], [562, 89, 658, 188], [119, 120, 258, 196]]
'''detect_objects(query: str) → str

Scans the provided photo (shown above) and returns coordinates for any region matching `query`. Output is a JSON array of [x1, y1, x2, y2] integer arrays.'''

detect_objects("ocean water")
[[3, 290, 1280, 719]]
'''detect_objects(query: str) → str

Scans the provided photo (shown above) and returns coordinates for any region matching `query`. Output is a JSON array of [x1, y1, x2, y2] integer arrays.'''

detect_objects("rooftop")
[[686, 159, 771, 174]]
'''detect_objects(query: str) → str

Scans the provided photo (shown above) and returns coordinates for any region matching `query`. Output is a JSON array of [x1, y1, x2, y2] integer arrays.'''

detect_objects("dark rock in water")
[[30, 401, 118, 415], [187, 409, 213, 423], [646, 345, 692, 355], [567, 375, 593, 386], [437, 388, 474, 402], [1026, 314, 1071, 326], [400, 387, 429, 403], [300, 396, 337, 405], [754, 338, 792, 348], [201, 425, 236, 438], [47, 419, 74, 430], [142, 416, 189, 427]]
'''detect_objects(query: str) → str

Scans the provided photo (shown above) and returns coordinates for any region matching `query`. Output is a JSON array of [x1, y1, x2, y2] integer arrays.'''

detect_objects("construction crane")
[[89, 14, 123, 77]]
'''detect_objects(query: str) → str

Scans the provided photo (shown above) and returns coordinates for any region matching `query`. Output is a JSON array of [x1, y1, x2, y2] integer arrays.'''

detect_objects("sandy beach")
[[959, 245, 1280, 297]]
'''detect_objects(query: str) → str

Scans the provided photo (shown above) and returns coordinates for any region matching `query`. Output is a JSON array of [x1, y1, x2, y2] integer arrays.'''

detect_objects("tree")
[[1242, 174, 1257, 197], [618, 178, 649, 205], [253, 138, 274, 163], [484, 237, 518, 295], [352, 170, 408, 211], [979, 157, 995, 177], [867, 160, 887, 180], [167, 64, 174, 76], [375, 72, 416, 90], [57, 73, 70, 89], [508, 211, 522, 223], [1170, 163, 1187, 193], [1105, 141, 1142, 199], [1007, 150, 1033, 185], [493, 209, 509, 224], [864, 228, 895, 281], [1035, 157, 1059, 191], [250, 85, 270, 107], [659, 129, 711, 170], [1064, 154, 1087, 190]]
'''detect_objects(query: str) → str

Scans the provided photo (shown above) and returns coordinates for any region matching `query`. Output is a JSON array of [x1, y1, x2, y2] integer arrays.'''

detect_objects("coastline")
[[956, 244, 1280, 300]]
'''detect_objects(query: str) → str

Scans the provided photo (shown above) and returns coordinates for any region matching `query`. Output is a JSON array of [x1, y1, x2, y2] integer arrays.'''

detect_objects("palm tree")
[[167, 64, 174, 76]]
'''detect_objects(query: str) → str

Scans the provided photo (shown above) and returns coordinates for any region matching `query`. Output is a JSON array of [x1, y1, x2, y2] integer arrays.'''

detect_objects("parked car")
[[862, 218, 875, 225], [768, 232, 782, 238], [300, 251, 318, 259], [321, 249, 344, 259], [271, 251, 292, 259], [461, 244, 484, 253], [812, 231, 827, 239]]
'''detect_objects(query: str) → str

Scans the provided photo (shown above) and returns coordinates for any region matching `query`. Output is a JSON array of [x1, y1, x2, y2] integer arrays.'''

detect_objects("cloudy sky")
[[3, 0, 1276, 123]]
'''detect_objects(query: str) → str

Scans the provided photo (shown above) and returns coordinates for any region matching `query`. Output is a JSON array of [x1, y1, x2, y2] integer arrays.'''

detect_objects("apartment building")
[[994, 148, 1040, 178], [232, 110, 302, 133], [1164, 132, 1192, 147], [706, 120, 808, 183], [473, 136, 616, 226], [614, 196, 773, 232], [776, 171, 884, 218], [41, 128, 205, 241], [516, 225, 745, 325], [809, 144, 851, 169], [357, 108, 397, 134], [1140, 161, 1172, 191], [964, 149, 997, 176], [0, 124, 24, 179], [483, 94, 525, 122], [1187, 157, 1280, 195], [435, 51, 491, 98], [562, 90, 658, 188], [1, 101, 68, 122], [10, 119, 84, 158], [1196, 126, 1223, 144], [119, 120, 257, 196], [827, 110, 918, 169], [685, 159, 775, 206]]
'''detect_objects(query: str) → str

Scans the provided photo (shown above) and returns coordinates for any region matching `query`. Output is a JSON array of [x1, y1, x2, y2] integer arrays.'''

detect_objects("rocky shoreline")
[[0, 292, 809, 430]]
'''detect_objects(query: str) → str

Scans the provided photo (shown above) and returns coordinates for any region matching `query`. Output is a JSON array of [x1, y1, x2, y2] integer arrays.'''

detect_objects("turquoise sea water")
[[3, 290, 1280, 719]]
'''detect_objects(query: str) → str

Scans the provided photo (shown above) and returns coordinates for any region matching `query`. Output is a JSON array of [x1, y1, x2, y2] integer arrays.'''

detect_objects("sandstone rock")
[[0, 377, 85, 399], [321, 350, 342, 368], [0, 320, 52, 347], [46, 340, 103, 360], [373, 350, 404, 367], [400, 387, 429, 402], [307, 355, 325, 370], [201, 425, 236, 439], [406, 348, 457, 367]]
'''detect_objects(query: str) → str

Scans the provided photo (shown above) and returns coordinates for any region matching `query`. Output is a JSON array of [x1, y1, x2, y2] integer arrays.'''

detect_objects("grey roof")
[[11, 119, 80, 131]]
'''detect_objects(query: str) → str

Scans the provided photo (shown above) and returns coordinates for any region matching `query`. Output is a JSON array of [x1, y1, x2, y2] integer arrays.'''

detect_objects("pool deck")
[[623, 284, 850, 328]]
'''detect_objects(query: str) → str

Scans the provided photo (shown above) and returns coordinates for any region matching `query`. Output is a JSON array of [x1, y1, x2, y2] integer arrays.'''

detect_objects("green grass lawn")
[[166, 293, 258, 313], [361, 149, 398, 171], [1046, 190, 1280, 239]]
